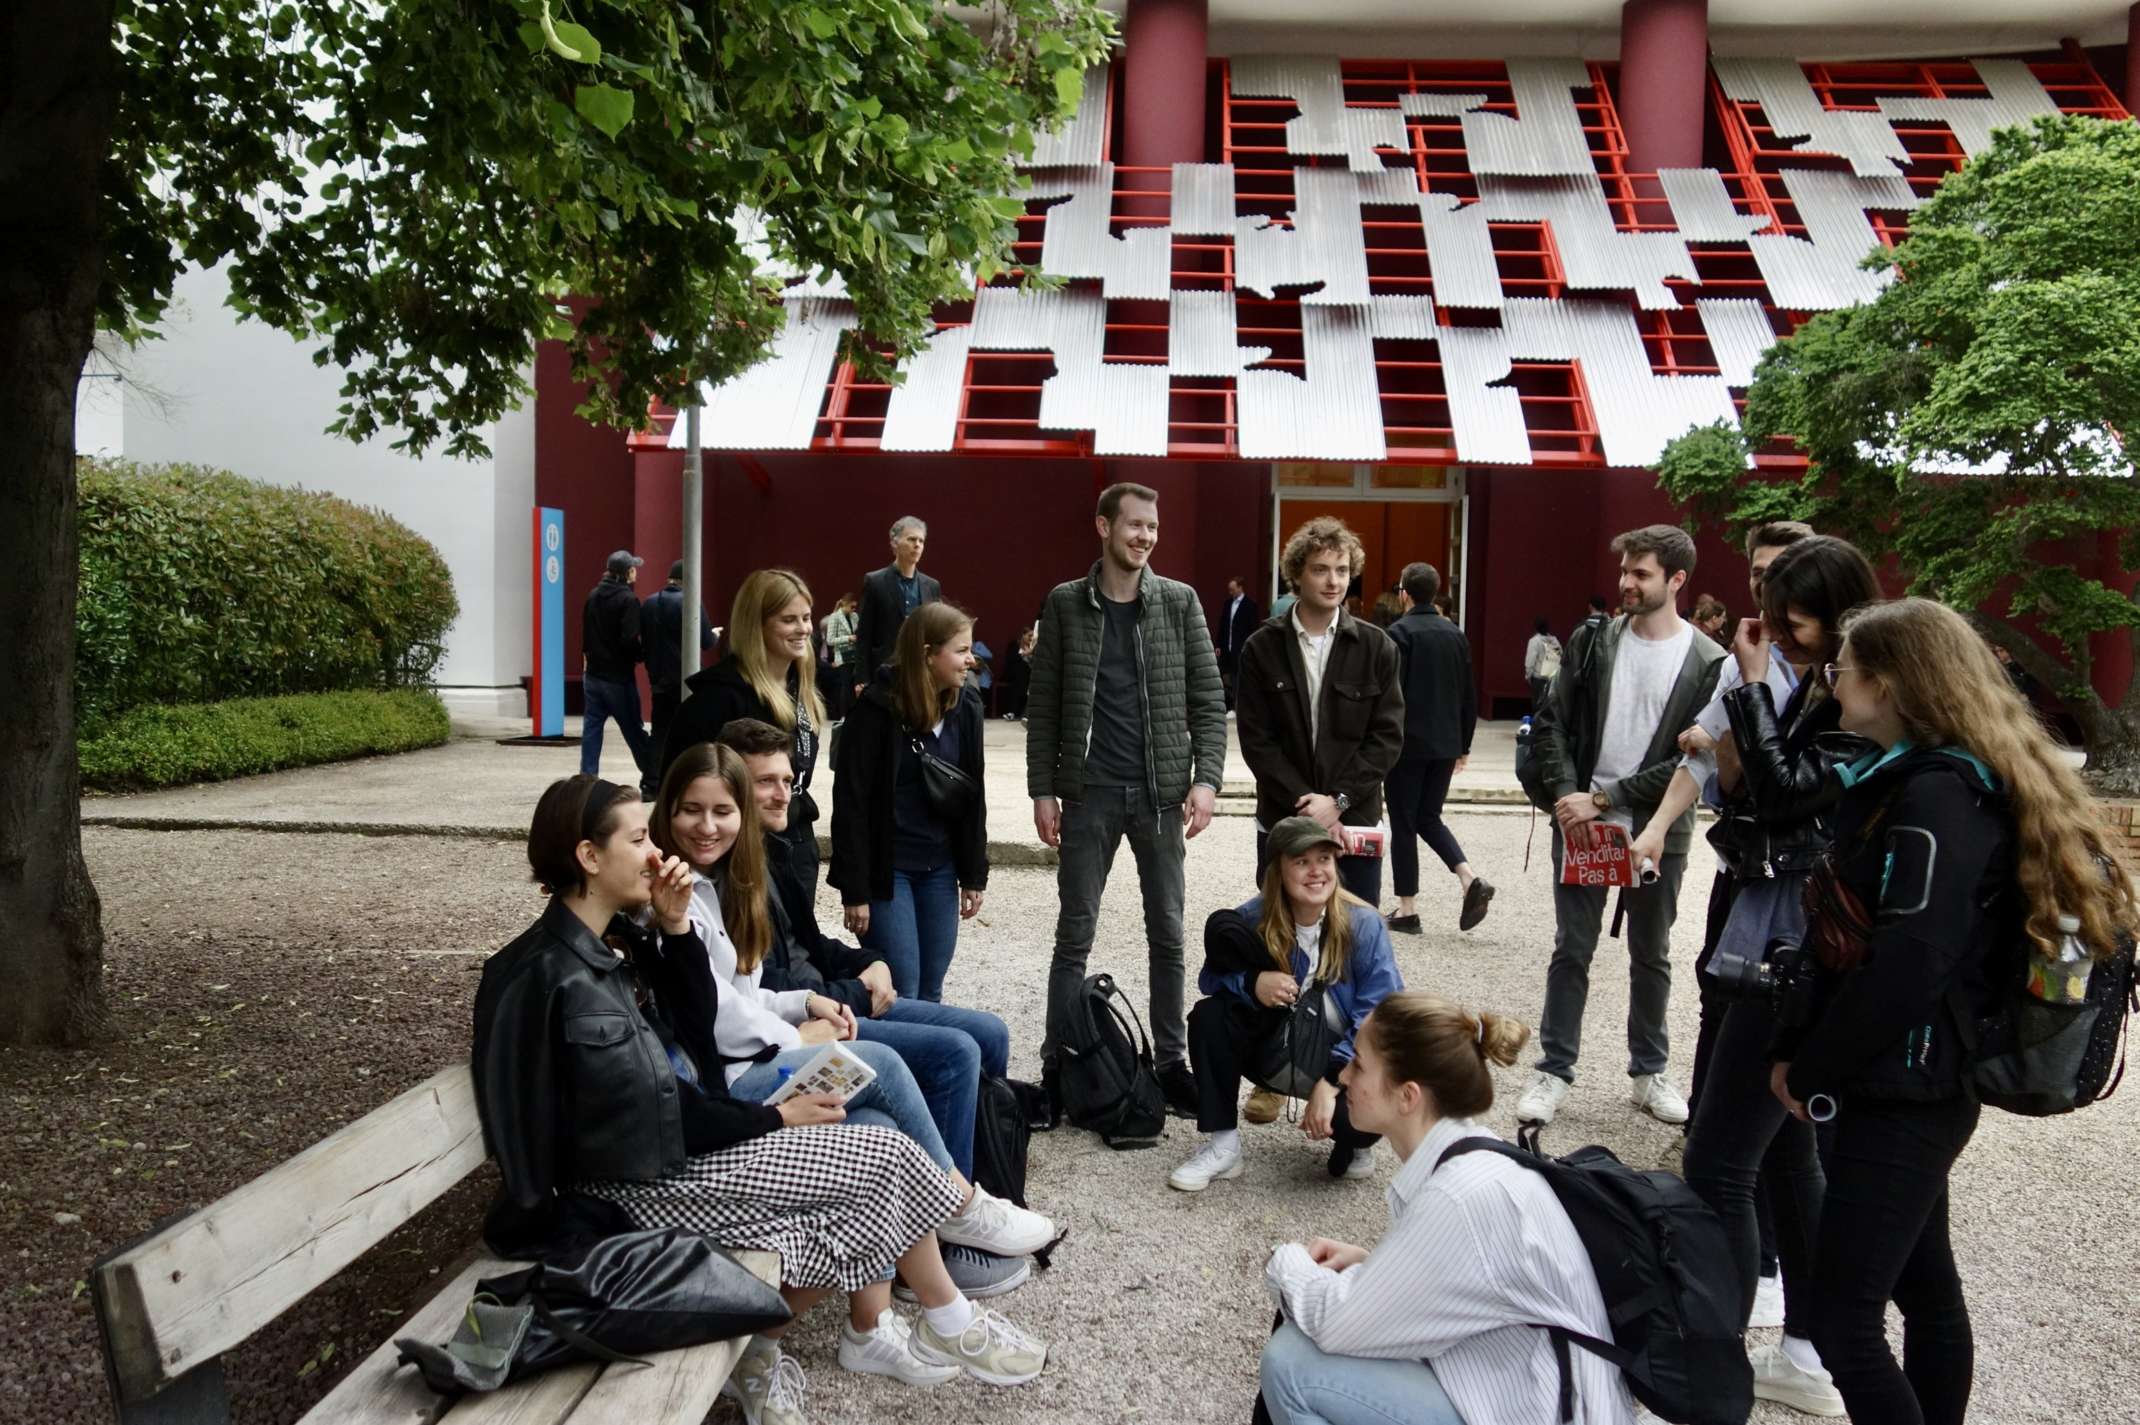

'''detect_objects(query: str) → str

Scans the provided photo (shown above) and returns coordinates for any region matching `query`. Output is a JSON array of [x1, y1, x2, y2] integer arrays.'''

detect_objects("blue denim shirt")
[[1200, 897, 1406, 1067]]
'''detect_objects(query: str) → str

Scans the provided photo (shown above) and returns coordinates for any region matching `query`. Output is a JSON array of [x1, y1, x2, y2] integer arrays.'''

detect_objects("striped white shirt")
[[1265, 1118, 1634, 1425]]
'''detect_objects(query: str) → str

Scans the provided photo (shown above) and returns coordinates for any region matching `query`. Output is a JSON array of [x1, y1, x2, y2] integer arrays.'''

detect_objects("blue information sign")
[[534, 507, 565, 738]]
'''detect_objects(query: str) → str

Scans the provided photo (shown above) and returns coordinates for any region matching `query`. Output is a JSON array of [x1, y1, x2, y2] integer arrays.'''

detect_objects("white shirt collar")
[[1290, 604, 1338, 642], [1389, 1117, 1498, 1211]]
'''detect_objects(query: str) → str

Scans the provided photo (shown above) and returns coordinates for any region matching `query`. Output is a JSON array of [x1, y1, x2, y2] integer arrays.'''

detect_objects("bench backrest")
[[93, 1064, 487, 1407]]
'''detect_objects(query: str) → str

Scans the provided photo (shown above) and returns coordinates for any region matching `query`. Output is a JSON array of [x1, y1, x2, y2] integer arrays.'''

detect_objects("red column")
[[1120, 0, 1208, 170], [1618, 0, 1709, 176]]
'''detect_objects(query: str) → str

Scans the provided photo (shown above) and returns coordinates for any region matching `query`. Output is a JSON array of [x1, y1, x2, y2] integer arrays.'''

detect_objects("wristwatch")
[[1591, 790, 1612, 812], [1333, 792, 1352, 814]]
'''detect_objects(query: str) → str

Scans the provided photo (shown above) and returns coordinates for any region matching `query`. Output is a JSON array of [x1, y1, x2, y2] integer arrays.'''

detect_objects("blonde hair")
[[648, 743, 773, 973], [892, 602, 974, 732], [1254, 855, 1365, 983], [1362, 992, 1530, 1119], [1841, 598, 2136, 960], [1280, 516, 1365, 587], [729, 568, 827, 733]]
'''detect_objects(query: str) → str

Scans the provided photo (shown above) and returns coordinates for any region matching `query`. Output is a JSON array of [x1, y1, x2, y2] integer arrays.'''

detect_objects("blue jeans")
[[856, 1000, 1010, 1179], [728, 1041, 954, 1173], [1261, 1322, 1461, 1425], [580, 675, 654, 784], [864, 863, 961, 1002]]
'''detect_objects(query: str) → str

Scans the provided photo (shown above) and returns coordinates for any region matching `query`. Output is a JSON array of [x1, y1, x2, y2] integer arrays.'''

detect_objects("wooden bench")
[[90, 1065, 778, 1424]]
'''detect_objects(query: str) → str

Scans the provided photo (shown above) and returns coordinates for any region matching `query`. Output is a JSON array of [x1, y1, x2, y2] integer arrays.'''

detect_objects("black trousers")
[[1813, 1094, 1980, 1425], [1186, 997, 1377, 1153], [1255, 829, 1381, 907], [647, 685, 681, 790], [1687, 869, 1780, 1279], [1386, 756, 1466, 899]]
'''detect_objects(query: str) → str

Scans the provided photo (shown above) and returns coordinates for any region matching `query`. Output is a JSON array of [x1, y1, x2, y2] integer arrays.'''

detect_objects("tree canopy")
[[1655, 115, 2140, 786]]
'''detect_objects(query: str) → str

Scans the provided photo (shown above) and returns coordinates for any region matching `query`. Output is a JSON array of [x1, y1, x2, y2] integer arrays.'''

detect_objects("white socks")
[[1781, 1334, 1827, 1375], [923, 1293, 977, 1337], [1211, 1129, 1242, 1156]]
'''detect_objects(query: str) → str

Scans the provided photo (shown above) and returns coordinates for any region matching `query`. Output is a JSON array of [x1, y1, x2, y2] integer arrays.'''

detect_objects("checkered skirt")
[[579, 1124, 964, 1292]]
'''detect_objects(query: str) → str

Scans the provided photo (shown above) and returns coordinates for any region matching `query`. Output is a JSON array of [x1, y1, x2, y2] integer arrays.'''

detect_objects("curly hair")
[[1280, 516, 1365, 587]]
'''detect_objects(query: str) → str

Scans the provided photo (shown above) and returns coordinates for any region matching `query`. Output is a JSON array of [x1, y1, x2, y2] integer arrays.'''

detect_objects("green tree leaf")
[[573, 82, 634, 138]]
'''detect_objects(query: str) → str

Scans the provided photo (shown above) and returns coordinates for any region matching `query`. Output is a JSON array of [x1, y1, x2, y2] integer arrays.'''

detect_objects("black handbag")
[[396, 1228, 791, 1394], [909, 735, 978, 820], [1250, 981, 1348, 1099]]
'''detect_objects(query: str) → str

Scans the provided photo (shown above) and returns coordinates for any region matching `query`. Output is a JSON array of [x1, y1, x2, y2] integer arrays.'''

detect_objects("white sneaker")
[[1750, 1341, 1846, 1417], [1630, 1073, 1689, 1125], [1749, 1272, 1786, 1330], [721, 1340, 809, 1425], [937, 1186, 1056, 1257], [911, 1305, 1049, 1385], [1168, 1137, 1244, 1192], [838, 1308, 962, 1387], [1341, 1143, 1378, 1180], [1516, 1071, 1570, 1125]]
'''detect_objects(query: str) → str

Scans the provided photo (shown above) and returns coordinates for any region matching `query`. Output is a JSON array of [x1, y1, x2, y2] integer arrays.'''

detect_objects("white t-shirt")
[[1590, 621, 1694, 828]]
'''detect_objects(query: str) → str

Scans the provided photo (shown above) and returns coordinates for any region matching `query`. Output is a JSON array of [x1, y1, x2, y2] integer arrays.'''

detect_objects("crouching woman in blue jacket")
[[1170, 816, 1405, 1192]]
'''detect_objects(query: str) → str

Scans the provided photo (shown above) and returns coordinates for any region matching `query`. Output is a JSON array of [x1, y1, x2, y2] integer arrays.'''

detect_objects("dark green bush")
[[79, 690, 452, 791], [77, 460, 459, 721]]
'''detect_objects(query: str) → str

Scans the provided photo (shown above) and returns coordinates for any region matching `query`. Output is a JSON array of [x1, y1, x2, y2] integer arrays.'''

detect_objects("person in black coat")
[[1384, 562, 1489, 935], [1215, 576, 1261, 711], [641, 560, 717, 768], [831, 602, 988, 1003], [580, 550, 657, 793], [855, 516, 941, 682]]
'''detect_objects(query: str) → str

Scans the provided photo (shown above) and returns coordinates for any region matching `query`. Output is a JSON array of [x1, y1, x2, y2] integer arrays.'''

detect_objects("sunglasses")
[[1821, 663, 1859, 689]]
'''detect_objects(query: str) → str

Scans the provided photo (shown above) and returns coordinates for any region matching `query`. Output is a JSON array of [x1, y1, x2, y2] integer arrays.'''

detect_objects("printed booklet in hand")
[[763, 1041, 877, 1106]]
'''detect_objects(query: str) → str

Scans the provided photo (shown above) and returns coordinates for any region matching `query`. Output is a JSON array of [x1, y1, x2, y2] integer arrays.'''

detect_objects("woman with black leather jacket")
[[1636, 535, 1879, 1415], [1771, 599, 2133, 1425]]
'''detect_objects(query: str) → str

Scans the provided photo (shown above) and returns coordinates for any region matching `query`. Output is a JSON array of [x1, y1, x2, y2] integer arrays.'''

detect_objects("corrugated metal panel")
[[1466, 59, 1597, 177], [1398, 92, 1487, 121], [1658, 168, 1772, 242], [670, 301, 855, 451], [1170, 163, 1236, 237], [1501, 298, 1738, 466], [1033, 164, 1171, 300], [1370, 294, 1437, 341], [1230, 55, 1405, 172], [1238, 306, 1386, 460], [1168, 290, 1270, 377], [1026, 64, 1109, 170], [1876, 59, 2057, 158], [1713, 57, 1909, 177], [1695, 299, 1779, 388], [1416, 192, 1504, 309], [731, 207, 850, 299], [1436, 325, 1533, 465], [878, 325, 974, 452], [1748, 169, 1920, 311], [968, 287, 1168, 456], [1478, 173, 1695, 310], [1236, 167, 1415, 305]]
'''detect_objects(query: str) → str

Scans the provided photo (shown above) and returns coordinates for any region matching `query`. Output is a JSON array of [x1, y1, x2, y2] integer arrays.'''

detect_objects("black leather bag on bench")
[[397, 1227, 791, 1394]]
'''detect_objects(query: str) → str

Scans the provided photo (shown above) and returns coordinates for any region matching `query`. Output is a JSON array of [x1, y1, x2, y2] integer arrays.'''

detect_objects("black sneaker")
[[1386, 913, 1423, 935], [1460, 878, 1496, 931], [1157, 1062, 1200, 1119]]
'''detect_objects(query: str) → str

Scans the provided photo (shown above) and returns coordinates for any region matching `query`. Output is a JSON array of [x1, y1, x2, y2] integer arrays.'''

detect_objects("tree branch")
[[1967, 613, 2091, 707]]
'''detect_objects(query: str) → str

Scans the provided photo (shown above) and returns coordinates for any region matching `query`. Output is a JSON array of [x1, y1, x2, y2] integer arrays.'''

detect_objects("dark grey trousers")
[[1042, 784, 1188, 1070], [1536, 831, 1687, 1082]]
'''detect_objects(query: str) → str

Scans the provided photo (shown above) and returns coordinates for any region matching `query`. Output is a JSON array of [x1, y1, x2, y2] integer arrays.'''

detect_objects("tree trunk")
[[2081, 707, 2140, 798], [0, 1, 117, 1045]]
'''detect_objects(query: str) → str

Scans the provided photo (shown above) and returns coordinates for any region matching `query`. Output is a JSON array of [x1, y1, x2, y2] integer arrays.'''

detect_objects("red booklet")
[[1561, 823, 1640, 888]]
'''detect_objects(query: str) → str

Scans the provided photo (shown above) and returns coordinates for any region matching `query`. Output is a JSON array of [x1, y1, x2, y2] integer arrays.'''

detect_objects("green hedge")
[[77, 460, 460, 721], [80, 690, 452, 791]]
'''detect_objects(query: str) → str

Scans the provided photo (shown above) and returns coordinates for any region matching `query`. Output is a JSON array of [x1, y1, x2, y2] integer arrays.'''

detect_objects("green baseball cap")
[[1266, 815, 1345, 859]]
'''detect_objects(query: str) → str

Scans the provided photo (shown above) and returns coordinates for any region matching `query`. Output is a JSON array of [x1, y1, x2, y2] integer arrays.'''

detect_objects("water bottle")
[[2026, 914, 2094, 1005]]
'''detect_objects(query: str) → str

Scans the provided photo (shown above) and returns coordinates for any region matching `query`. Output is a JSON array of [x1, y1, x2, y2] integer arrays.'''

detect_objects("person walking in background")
[[1523, 616, 1562, 711], [1028, 482, 1228, 1122], [1574, 593, 1610, 643], [1385, 563, 1490, 936], [643, 559, 716, 769], [579, 549, 657, 795], [832, 602, 989, 1004], [1517, 525, 1726, 1130], [1000, 623, 1036, 720], [661, 568, 831, 902], [821, 591, 860, 723], [1216, 576, 1261, 712], [1235, 516, 1405, 908], [1368, 590, 1403, 630], [1693, 593, 1731, 643], [857, 516, 940, 681], [1269, 581, 1297, 624]]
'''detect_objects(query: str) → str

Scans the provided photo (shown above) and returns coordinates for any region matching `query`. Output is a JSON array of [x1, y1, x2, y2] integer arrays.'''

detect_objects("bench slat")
[[439, 1364, 600, 1425], [297, 1255, 505, 1425], [96, 1066, 489, 1403], [560, 1249, 781, 1424]]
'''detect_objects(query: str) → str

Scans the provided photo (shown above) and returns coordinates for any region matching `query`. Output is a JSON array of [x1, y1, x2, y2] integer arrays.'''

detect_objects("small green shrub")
[[77, 460, 459, 721], [80, 690, 452, 791]]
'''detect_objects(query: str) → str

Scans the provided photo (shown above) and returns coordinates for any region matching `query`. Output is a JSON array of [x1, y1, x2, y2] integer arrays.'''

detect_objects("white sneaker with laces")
[[721, 1341, 809, 1425], [911, 1305, 1049, 1385], [838, 1308, 962, 1386], [937, 1185, 1056, 1257], [1341, 1143, 1378, 1180], [1749, 1272, 1786, 1330], [1516, 1071, 1570, 1125], [1750, 1341, 1846, 1416], [1168, 1137, 1244, 1192], [1630, 1073, 1689, 1125]]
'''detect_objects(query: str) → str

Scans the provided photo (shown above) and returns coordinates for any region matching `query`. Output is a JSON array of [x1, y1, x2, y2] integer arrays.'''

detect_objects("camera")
[[1704, 937, 1821, 1032]]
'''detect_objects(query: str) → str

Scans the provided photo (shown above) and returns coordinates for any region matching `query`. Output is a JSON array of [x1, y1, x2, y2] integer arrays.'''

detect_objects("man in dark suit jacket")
[[1385, 561, 1491, 935], [854, 514, 940, 680], [1214, 576, 1260, 710]]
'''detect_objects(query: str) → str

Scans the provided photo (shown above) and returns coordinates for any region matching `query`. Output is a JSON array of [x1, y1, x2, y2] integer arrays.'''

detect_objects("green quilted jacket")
[[1024, 562, 1229, 805]]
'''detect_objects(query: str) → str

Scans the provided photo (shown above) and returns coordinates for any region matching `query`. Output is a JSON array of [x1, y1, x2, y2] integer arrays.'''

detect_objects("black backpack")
[[1518, 619, 1603, 814], [1056, 973, 1167, 1149], [972, 1073, 1035, 1208], [1438, 1130, 1752, 1425], [1964, 925, 2137, 1117]]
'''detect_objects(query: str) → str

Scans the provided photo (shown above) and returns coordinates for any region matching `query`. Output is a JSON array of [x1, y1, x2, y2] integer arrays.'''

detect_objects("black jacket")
[[582, 577, 644, 682], [1776, 746, 2014, 1104], [471, 900, 782, 1251], [762, 835, 880, 1018], [855, 564, 941, 682], [1236, 608, 1405, 827], [641, 585, 716, 693], [831, 671, 988, 907], [1714, 678, 1872, 878], [1386, 608, 1476, 762], [1217, 593, 1261, 663], [659, 657, 821, 834]]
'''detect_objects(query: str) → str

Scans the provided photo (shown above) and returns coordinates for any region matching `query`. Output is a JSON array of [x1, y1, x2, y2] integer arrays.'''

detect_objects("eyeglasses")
[[1821, 663, 1859, 689]]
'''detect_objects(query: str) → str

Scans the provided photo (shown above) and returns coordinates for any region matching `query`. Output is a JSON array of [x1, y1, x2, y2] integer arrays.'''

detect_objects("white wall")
[[100, 263, 531, 714]]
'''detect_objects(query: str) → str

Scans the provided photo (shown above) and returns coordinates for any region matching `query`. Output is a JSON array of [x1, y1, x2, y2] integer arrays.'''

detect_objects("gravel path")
[[8, 814, 2136, 1423]]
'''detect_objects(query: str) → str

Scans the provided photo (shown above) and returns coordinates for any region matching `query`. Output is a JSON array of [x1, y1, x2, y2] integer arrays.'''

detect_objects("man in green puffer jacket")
[[1027, 482, 1229, 1118]]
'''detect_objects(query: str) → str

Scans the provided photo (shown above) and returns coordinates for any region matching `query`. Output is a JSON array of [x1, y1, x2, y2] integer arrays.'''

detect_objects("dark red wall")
[[534, 335, 636, 683]]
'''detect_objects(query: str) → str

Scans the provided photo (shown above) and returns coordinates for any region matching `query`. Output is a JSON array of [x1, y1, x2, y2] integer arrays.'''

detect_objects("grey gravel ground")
[[44, 801, 2140, 1425]]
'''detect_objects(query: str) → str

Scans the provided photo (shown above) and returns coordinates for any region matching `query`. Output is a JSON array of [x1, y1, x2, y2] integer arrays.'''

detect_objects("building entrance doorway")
[[1271, 464, 1467, 623]]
